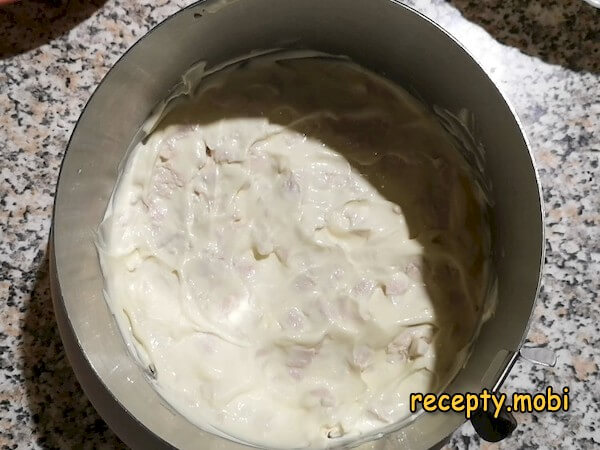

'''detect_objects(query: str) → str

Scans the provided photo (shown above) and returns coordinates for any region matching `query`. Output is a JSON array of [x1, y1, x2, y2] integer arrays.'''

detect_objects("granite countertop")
[[1, 0, 598, 448]]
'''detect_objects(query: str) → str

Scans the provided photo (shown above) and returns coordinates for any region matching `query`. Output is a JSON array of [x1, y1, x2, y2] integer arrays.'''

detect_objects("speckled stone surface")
[[0, 0, 598, 448]]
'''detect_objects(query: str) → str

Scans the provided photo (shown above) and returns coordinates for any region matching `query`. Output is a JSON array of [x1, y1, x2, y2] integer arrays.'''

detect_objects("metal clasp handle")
[[519, 347, 557, 367], [471, 346, 556, 442]]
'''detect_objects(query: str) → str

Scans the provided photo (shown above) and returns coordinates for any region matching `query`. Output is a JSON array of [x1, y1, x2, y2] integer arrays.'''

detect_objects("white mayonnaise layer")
[[98, 54, 491, 448]]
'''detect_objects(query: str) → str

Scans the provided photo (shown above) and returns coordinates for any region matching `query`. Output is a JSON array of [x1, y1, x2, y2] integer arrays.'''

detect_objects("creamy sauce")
[[98, 54, 491, 448]]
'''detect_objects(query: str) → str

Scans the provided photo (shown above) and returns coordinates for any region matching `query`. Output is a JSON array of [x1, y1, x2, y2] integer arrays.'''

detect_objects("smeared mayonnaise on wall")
[[97, 53, 492, 448]]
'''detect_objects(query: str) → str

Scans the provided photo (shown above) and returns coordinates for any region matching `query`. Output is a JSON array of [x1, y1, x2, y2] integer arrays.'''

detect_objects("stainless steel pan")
[[51, 0, 545, 448]]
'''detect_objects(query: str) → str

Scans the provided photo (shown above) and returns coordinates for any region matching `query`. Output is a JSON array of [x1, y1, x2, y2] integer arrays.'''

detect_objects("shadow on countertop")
[[20, 249, 126, 449], [0, 0, 107, 59], [448, 0, 600, 73]]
